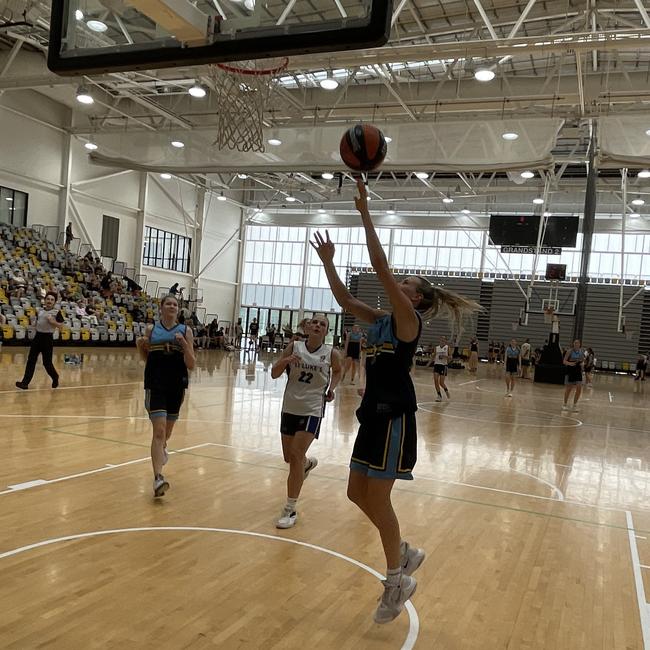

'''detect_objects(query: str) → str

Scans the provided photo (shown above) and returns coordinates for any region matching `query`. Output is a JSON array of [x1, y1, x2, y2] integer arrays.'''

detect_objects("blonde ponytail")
[[414, 277, 481, 327]]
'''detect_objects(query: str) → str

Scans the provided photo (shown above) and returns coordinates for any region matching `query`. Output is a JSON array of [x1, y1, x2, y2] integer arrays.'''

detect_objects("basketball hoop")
[[544, 306, 555, 324], [209, 57, 289, 153]]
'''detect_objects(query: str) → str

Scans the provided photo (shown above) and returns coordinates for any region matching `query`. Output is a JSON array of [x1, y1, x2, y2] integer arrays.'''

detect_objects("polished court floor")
[[0, 346, 649, 649]]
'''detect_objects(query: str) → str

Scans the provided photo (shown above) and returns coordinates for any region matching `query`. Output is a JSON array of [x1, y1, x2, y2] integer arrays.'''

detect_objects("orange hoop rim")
[[216, 57, 289, 77]]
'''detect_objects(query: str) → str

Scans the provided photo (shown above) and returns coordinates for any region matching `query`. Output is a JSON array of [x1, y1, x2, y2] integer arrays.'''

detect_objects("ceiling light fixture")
[[317, 207, 326, 213], [414, 171, 429, 179], [160, 173, 172, 180], [286, 195, 297, 202], [533, 198, 544, 205], [646, 129, 650, 137], [443, 196, 454, 204], [461, 208, 470, 214], [502, 132, 519, 141], [87, 20, 108, 32], [543, 211, 552, 217], [217, 193, 227, 201], [638, 170, 650, 179], [84, 142, 98, 151], [319, 77, 339, 90], [188, 83, 207, 98], [630, 212, 640, 218], [268, 138, 282, 146], [321, 172, 334, 180], [171, 140, 185, 148], [520, 170, 534, 179], [474, 68, 495, 82], [632, 198, 645, 206], [76, 86, 94, 104], [75, 9, 84, 20], [237, 173, 248, 179]]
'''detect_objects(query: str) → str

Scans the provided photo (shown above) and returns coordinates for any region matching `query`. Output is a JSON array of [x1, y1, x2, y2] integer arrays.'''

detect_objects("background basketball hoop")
[[543, 306, 555, 325], [209, 57, 289, 153]]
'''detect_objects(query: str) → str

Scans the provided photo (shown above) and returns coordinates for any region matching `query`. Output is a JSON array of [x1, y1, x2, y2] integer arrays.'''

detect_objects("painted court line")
[[457, 379, 482, 386], [626, 510, 650, 650], [0, 381, 141, 395], [2, 423, 641, 518], [0, 443, 213, 496], [0, 527, 420, 650]]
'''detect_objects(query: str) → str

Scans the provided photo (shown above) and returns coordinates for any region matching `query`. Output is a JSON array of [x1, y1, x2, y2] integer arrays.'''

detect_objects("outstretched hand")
[[354, 179, 369, 215], [309, 230, 335, 264]]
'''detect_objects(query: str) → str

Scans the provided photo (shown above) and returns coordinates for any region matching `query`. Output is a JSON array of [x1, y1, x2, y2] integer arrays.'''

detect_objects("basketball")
[[340, 124, 387, 172]]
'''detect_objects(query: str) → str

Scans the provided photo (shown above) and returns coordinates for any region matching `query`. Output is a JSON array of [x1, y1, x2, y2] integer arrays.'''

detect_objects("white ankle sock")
[[286, 497, 298, 512], [386, 567, 401, 586]]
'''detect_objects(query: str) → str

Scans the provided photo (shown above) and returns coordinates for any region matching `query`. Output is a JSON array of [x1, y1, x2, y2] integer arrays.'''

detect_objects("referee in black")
[[16, 291, 64, 390]]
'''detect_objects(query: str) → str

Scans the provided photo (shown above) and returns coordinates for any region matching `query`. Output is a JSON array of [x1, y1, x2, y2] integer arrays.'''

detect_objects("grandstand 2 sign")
[[501, 246, 562, 255]]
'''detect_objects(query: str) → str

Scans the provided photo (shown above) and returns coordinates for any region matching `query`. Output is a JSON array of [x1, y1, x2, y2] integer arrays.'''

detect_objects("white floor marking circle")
[[0, 526, 420, 649]]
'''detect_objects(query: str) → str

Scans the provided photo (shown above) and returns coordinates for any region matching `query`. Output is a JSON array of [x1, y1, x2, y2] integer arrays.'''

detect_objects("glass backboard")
[[48, 0, 392, 75]]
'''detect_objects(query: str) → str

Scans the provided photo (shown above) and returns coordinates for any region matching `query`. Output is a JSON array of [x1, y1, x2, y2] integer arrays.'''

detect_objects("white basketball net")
[[209, 58, 288, 153], [543, 306, 555, 324]]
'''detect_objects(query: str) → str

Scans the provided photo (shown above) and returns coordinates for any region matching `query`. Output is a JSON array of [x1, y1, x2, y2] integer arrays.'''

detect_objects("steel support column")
[[572, 131, 597, 342]]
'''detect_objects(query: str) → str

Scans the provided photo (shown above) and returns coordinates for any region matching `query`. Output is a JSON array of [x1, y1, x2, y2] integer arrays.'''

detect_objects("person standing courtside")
[[271, 313, 342, 529], [562, 339, 584, 413], [504, 338, 521, 397], [468, 336, 479, 373], [428, 335, 450, 402], [137, 294, 195, 497], [16, 291, 64, 390], [343, 323, 364, 384], [311, 180, 479, 624]]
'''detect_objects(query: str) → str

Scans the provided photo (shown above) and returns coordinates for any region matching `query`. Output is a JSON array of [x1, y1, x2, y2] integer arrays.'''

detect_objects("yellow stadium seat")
[[60, 328, 71, 341], [81, 330, 91, 341], [1, 325, 14, 340], [18, 316, 29, 327]]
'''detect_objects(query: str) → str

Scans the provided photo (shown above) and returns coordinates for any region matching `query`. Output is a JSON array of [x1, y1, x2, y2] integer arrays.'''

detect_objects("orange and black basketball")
[[340, 124, 387, 172]]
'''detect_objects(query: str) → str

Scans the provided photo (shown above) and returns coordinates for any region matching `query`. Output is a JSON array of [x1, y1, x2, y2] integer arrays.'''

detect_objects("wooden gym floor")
[[0, 346, 648, 649]]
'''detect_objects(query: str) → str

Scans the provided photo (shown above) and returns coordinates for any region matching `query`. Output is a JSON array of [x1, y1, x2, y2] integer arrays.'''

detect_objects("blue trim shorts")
[[280, 412, 322, 439], [145, 388, 185, 421], [350, 411, 417, 480]]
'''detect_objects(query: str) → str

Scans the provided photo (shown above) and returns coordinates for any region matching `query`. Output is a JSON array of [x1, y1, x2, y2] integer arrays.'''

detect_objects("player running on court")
[[271, 313, 342, 529], [137, 294, 195, 497]]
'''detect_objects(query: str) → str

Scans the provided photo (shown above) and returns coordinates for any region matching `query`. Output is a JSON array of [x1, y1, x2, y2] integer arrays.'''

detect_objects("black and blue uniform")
[[351, 313, 421, 481], [346, 330, 363, 360], [144, 321, 189, 420], [565, 348, 584, 385]]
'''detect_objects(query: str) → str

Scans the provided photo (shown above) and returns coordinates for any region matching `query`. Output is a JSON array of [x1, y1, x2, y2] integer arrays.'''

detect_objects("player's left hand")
[[325, 389, 335, 402]]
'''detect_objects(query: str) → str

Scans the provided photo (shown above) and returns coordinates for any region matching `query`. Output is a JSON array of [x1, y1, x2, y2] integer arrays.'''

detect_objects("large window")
[[0, 186, 28, 227], [242, 224, 650, 315], [142, 226, 191, 273]]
